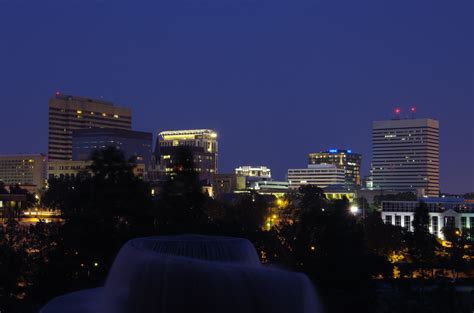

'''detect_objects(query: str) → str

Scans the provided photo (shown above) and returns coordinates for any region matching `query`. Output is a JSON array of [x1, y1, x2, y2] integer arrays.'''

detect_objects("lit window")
[[102, 113, 107, 117], [77, 110, 82, 114], [113, 114, 119, 118]]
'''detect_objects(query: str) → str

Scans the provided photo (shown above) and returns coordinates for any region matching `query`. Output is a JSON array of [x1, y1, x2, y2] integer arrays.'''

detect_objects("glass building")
[[72, 128, 152, 166]]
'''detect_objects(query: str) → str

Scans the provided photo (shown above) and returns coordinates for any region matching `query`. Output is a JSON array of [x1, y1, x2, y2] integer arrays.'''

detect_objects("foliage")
[[441, 226, 471, 280], [405, 201, 440, 277], [363, 211, 406, 259], [44, 147, 153, 228], [2, 149, 473, 313], [154, 146, 212, 234]]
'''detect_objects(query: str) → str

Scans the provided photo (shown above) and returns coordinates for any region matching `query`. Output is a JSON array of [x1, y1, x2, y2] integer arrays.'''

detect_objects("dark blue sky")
[[0, 0, 472, 193]]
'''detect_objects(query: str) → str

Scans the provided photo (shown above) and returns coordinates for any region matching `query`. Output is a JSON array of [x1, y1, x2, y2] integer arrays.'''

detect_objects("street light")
[[350, 206, 359, 215]]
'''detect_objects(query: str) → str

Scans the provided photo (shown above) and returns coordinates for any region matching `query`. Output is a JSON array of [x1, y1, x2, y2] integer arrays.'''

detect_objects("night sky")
[[0, 0, 472, 193]]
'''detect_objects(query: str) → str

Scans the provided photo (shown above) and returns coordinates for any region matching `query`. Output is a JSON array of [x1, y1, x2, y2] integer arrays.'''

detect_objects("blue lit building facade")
[[72, 128, 153, 166], [308, 149, 362, 187]]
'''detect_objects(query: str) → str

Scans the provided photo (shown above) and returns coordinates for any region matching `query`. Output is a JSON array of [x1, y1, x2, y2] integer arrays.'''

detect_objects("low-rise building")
[[381, 197, 474, 239], [212, 173, 246, 197], [48, 160, 145, 180], [48, 160, 92, 180], [288, 164, 345, 189], [248, 180, 289, 197], [0, 154, 46, 194], [0, 194, 27, 221]]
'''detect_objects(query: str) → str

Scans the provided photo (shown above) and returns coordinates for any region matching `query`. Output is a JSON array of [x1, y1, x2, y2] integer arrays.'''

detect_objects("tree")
[[363, 211, 406, 261], [44, 147, 153, 226], [40, 147, 154, 304], [155, 146, 211, 234], [442, 226, 469, 280], [9, 184, 38, 210], [406, 201, 439, 278]]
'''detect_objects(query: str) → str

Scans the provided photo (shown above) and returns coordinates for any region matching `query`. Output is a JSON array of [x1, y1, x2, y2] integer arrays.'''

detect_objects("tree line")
[[0, 147, 473, 313]]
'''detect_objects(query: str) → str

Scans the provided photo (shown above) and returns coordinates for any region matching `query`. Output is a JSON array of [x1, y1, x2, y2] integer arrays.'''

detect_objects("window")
[[432, 216, 438, 235], [461, 216, 467, 229], [404, 216, 411, 231], [470, 217, 474, 229], [395, 215, 401, 227], [444, 216, 455, 229]]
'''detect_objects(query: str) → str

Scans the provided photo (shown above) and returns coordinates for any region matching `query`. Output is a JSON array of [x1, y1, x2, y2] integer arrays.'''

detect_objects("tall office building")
[[308, 149, 362, 187], [156, 129, 218, 185], [0, 154, 46, 193], [48, 94, 132, 161], [372, 118, 439, 197], [288, 164, 345, 189], [72, 128, 152, 165]]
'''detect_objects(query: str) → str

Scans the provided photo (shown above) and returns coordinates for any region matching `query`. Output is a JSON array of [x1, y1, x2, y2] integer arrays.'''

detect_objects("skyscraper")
[[156, 129, 218, 185], [308, 149, 362, 187], [48, 94, 132, 161], [372, 118, 439, 197]]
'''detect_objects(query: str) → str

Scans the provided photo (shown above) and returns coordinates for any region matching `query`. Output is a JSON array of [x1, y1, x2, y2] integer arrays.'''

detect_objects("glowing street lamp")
[[350, 206, 359, 215]]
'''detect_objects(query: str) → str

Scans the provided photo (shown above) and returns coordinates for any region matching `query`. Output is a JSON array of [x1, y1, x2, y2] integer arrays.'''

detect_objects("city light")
[[350, 206, 359, 214]]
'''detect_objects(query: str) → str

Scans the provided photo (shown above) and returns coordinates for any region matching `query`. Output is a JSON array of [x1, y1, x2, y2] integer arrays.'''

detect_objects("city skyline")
[[0, 0, 472, 193]]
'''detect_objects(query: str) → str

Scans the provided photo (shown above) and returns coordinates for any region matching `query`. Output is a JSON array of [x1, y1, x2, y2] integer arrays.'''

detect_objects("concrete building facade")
[[48, 94, 132, 161], [288, 164, 345, 189], [0, 154, 46, 193], [381, 198, 474, 239], [372, 118, 439, 197]]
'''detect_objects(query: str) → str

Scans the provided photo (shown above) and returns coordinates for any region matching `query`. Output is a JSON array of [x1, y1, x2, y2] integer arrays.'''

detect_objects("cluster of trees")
[[1, 147, 473, 312]]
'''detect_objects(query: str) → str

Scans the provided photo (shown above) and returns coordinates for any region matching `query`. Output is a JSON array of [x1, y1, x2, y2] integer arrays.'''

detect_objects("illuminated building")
[[235, 166, 271, 178], [288, 164, 345, 189], [0, 194, 27, 221], [0, 154, 46, 193], [156, 129, 218, 185], [72, 128, 152, 166], [47, 160, 92, 180], [235, 166, 272, 188], [323, 185, 356, 204], [308, 149, 361, 187], [248, 180, 289, 196], [48, 160, 145, 180], [381, 198, 474, 239], [372, 117, 439, 197], [212, 174, 246, 197], [48, 94, 132, 161]]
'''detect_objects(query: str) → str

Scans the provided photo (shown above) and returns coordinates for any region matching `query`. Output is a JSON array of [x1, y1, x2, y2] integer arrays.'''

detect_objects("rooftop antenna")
[[393, 107, 401, 120], [409, 106, 416, 119]]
